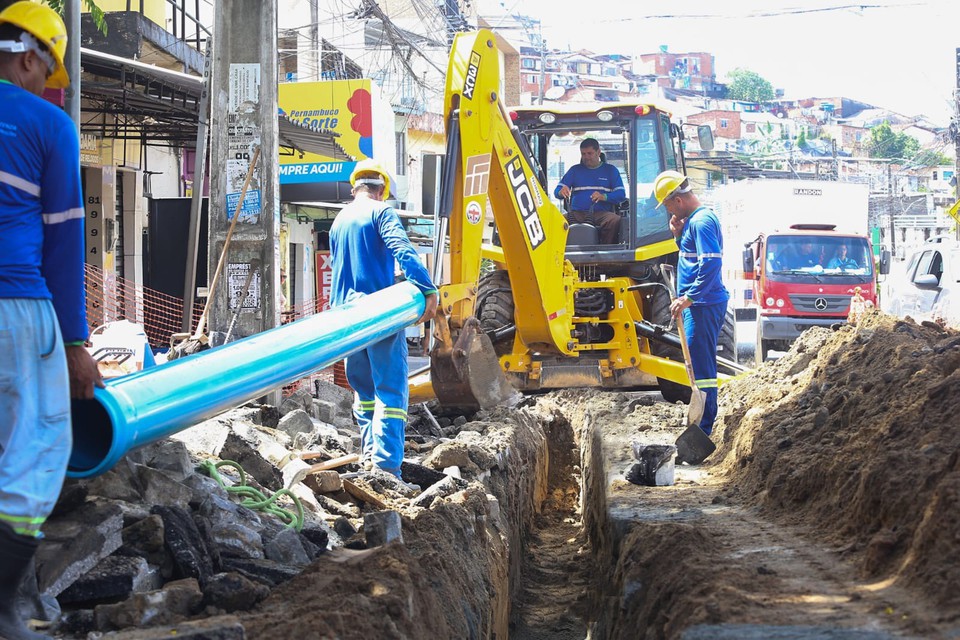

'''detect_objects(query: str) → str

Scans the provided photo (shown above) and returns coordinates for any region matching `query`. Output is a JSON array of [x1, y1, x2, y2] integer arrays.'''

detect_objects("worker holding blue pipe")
[[654, 170, 729, 438], [0, 3, 103, 638], [330, 159, 438, 480]]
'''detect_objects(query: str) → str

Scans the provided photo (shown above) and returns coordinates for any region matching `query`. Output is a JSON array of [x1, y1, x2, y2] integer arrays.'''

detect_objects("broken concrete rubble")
[[363, 510, 403, 546], [34, 379, 511, 637]]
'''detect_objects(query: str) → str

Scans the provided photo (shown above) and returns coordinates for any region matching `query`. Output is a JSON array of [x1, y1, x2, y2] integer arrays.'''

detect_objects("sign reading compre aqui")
[[278, 79, 374, 185]]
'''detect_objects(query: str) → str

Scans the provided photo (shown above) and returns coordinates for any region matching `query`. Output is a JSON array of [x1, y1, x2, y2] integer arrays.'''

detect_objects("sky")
[[482, 0, 960, 126]]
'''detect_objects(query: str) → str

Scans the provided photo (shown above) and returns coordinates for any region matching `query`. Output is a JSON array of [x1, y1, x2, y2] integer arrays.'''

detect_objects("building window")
[[719, 119, 729, 129], [522, 58, 536, 69], [527, 74, 538, 84], [278, 33, 298, 80], [395, 131, 407, 177]]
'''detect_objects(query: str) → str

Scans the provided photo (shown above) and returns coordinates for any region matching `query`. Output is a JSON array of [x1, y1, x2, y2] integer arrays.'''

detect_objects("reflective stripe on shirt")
[[43, 207, 84, 225], [0, 169, 40, 197]]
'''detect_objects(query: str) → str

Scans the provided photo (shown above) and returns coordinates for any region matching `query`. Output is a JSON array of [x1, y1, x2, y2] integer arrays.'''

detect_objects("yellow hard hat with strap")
[[349, 158, 392, 199], [0, 1, 69, 89], [653, 170, 691, 207]]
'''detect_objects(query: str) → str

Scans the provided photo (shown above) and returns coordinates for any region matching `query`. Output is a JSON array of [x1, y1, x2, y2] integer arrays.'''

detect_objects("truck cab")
[[745, 223, 887, 364]]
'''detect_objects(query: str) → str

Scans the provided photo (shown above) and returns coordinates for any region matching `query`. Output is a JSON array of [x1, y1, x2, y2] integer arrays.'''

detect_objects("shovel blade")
[[675, 423, 716, 465], [686, 385, 706, 427]]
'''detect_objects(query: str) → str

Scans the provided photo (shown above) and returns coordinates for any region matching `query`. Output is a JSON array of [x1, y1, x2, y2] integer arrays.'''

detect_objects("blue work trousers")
[[683, 302, 725, 436], [345, 332, 408, 477], [0, 298, 72, 538]]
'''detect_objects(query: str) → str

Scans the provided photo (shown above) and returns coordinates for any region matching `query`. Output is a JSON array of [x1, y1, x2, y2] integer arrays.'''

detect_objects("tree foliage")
[[44, 0, 107, 35], [725, 68, 775, 103], [868, 122, 919, 161], [868, 121, 950, 168]]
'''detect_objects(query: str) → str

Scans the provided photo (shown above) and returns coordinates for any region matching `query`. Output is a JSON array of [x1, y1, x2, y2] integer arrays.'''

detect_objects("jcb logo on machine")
[[506, 157, 545, 249], [462, 52, 481, 100]]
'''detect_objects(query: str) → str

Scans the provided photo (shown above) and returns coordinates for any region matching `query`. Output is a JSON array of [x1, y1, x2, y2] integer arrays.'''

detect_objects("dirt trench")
[[232, 310, 959, 639]]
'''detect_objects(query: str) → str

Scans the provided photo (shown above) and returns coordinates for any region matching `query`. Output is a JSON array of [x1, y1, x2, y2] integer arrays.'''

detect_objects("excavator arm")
[[439, 30, 576, 355], [426, 30, 586, 410]]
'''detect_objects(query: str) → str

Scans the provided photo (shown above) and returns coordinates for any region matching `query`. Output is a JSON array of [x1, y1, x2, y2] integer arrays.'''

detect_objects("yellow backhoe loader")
[[417, 30, 737, 410]]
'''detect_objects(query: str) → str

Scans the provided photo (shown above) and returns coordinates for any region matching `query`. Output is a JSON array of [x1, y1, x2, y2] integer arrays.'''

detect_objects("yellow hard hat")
[[349, 158, 391, 199], [0, 1, 69, 89], [653, 170, 691, 207]]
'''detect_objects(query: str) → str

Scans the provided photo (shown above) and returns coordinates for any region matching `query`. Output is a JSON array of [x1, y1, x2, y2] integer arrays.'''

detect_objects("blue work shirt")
[[0, 81, 88, 343], [677, 206, 729, 306], [554, 162, 625, 212], [329, 197, 436, 307]]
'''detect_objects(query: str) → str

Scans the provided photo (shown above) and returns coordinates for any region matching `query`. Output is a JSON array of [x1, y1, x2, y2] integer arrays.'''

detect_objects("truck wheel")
[[476, 269, 516, 356], [646, 284, 691, 404]]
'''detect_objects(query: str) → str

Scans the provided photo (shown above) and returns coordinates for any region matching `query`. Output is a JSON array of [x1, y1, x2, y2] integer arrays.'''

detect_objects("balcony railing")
[[120, 0, 210, 52]]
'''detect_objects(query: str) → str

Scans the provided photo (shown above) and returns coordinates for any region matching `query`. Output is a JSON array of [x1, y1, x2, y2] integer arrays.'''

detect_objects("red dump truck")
[[711, 180, 889, 364]]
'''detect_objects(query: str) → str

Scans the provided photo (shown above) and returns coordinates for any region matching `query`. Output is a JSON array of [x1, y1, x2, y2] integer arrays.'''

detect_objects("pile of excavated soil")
[[713, 310, 960, 614]]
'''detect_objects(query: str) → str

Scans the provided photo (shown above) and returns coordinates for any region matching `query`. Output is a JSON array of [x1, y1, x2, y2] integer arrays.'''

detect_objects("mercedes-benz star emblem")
[[814, 297, 828, 310]]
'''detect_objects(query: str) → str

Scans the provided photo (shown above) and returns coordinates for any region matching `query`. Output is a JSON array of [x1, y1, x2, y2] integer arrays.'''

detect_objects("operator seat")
[[566, 223, 599, 246], [565, 199, 629, 247]]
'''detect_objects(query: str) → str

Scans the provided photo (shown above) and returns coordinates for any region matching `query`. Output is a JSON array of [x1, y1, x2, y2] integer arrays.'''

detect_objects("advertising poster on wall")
[[278, 79, 374, 186]]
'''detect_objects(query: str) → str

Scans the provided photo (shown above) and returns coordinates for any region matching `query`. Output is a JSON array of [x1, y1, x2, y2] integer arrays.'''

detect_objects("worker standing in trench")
[[654, 170, 729, 438], [0, 3, 103, 638], [329, 159, 438, 480]]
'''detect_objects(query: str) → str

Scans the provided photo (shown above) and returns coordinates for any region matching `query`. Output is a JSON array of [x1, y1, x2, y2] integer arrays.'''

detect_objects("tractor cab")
[[509, 103, 713, 276]]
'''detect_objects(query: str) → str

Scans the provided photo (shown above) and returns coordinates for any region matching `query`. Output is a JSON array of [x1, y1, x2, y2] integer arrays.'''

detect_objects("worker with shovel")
[[330, 159, 438, 480], [654, 171, 729, 454], [0, 3, 102, 638]]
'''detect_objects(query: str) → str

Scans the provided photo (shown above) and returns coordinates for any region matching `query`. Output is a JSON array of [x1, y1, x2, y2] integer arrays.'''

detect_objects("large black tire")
[[476, 269, 516, 356]]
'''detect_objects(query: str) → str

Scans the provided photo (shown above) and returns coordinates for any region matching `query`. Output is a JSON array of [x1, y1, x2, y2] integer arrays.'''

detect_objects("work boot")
[[0, 523, 50, 640], [17, 557, 60, 626]]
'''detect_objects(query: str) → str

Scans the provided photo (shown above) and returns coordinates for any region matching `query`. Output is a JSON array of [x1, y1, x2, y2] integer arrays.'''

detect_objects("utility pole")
[[954, 48, 960, 240], [888, 163, 896, 258], [64, 0, 80, 131], [538, 36, 546, 105], [831, 139, 838, 181], [309, 0, 320, 81], [208, 1, 280, 362]]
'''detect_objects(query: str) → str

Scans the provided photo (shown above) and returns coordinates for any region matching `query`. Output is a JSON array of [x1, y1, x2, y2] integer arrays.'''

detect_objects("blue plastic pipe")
[[69, 282, 425, 478]]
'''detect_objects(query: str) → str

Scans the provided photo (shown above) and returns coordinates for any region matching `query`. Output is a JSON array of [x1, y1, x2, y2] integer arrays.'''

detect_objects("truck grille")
[[788, 294, 851, 314]]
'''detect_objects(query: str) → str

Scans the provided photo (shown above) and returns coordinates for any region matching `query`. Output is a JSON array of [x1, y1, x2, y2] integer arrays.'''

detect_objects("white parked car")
[[882, 240, 960, 328]]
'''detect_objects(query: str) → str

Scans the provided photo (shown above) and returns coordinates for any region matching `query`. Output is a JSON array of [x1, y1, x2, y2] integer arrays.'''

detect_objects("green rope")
[[199, 459, 305, 532]]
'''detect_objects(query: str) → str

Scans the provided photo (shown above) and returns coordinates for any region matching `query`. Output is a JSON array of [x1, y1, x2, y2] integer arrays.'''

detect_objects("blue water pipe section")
[[69, 282, 426, 479]]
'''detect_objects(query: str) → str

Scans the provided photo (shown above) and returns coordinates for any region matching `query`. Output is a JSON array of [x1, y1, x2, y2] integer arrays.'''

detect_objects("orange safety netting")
[[84, 263, 204, 351], [84, 264, 339, 396]]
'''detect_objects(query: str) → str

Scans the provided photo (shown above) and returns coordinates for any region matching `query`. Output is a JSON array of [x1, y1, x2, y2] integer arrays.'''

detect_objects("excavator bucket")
[[430, 316, 517, 411]]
